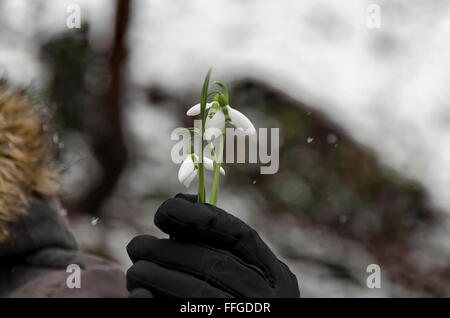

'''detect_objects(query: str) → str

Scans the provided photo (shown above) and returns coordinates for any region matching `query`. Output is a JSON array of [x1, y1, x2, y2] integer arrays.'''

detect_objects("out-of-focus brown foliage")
[[226, 81, 447, 295], [231, 81, 433, 239]]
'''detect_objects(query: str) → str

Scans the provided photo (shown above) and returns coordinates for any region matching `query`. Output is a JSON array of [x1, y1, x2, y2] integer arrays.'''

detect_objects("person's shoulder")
[[10, 251, 128, 298]]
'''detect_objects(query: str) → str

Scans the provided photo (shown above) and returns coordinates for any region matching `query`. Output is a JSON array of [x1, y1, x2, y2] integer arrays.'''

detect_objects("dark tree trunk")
[[82, 0, 131, 215]]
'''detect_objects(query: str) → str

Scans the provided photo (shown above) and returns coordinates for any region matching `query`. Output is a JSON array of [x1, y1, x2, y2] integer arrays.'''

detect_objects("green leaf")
[[214, 81, 229, 105], [197, 68, 212, 203], [218, 93, 227, 107], [200, 69, 213, 120]]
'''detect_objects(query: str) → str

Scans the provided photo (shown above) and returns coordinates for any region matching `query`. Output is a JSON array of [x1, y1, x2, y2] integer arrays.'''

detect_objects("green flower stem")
[[209, 130, 225, 205], [198, 68, 212, 203], [197, 137, 205, 203]]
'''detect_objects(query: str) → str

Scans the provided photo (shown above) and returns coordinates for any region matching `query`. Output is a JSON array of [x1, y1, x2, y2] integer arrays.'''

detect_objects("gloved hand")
[[126, 194, 300, 298]]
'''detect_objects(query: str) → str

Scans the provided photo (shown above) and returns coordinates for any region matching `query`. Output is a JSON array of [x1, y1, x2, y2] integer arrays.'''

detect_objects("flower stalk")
[[178, 69, 256, 206], [197, 68, 212, 203], [209, 129, 225, 205]]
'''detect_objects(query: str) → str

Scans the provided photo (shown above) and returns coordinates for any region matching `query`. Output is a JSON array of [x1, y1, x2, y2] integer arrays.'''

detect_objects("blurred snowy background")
[[1, 0, 450, 297]]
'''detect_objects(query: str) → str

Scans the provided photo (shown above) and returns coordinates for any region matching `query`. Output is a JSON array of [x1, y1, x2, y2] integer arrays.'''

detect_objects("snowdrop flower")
[[186, 103, 256, 140], [186, 103, 212, 116], [178, 154, 225, 187], [181, 70, 256, 205]]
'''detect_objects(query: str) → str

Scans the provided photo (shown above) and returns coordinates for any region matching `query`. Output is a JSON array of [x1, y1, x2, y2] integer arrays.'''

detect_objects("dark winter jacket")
[[0, 88, 127, 297], [0, 197, 128, 298]]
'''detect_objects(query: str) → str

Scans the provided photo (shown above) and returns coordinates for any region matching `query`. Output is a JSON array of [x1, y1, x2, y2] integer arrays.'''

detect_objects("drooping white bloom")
[[186, 103, 256, 140], [227, 107, 256, 134], [205, 110, 225, 141], [178, 154, 225, 187], [186, 103, 212, 116]]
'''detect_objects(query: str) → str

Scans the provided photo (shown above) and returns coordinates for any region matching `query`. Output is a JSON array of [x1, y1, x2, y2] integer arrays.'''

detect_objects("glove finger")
[[174, 193, 198, 203], [127, 260, 233, 298], [129, 288, 153, 298], [127, 235, 273, 297], [155, 197, 278, 284]]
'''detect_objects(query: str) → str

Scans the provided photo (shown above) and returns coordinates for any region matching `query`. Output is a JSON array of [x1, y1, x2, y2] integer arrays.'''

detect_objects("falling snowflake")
[[90, 217, 100, 226], [326, 133, 338, 144], [338, 215, 348, 224]]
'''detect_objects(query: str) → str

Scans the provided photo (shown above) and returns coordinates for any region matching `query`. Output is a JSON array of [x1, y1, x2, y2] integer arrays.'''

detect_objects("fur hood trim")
[[0, 88, 57, 241]]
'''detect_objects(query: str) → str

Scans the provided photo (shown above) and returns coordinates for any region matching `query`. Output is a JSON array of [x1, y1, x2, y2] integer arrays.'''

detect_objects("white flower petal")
[[228, 107, 256, 135], [203, 157, 215, 170], [186, 103, 212, 116], [203, 157, 226, 175], [182, 170, 198, 187], [205, 110, 225, 141], [178, 156, 195, 185], [204, 139, 223, 162]]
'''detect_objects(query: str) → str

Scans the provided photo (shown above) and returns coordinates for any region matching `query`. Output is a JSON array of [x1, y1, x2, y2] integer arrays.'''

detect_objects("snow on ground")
[[128, 0, 450, 214], [1, 0, 448, 212], [1, 0, 450, 296]]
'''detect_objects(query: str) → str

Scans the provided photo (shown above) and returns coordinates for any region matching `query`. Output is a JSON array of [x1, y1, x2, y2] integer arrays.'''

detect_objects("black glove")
[[126, 194, 300, 298]]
